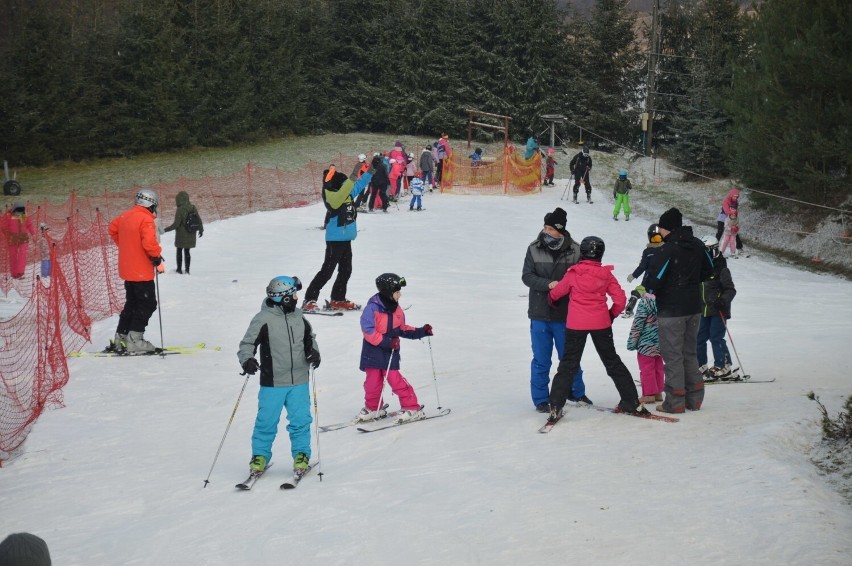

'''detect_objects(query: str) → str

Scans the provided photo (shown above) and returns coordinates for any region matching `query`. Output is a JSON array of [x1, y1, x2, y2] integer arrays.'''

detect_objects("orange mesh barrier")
[[0, 159, 371, 462], [441, 145, 542, 195]]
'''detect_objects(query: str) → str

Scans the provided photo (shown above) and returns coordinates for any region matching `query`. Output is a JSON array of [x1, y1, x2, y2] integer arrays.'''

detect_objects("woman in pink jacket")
[[546, 236, 644, 419], [2, 201, 36, 279]]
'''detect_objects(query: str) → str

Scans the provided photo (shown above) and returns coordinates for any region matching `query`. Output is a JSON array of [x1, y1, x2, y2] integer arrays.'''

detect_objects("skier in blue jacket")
[[302, 165, 374, 311]]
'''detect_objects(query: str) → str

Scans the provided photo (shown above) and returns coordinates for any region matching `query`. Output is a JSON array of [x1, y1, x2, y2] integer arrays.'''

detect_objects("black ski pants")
[[304, 241, 353, 303], [176, 248, 191, 273], [572, 170, 593, 198], [549, 328, 638, 412], [117, 280, 157, 334]]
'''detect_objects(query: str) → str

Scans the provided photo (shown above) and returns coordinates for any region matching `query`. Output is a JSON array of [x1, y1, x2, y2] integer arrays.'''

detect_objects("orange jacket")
[[108, 205, 162, 282]]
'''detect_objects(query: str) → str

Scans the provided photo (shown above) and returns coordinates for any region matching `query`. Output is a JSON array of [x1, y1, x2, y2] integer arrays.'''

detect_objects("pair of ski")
[[303, 300, 363, 317], [539, 401, 679, 433], [319, 407, 452, 433], [235, 461, 319, 491], [69, 342, 215, 358]]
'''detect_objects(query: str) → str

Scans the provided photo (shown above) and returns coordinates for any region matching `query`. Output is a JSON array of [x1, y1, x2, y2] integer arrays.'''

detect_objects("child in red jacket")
[[547, 236, 645, 420]]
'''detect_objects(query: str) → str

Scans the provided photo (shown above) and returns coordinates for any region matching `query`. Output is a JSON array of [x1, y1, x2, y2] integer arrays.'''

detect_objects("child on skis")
[[626, 286, 664, 404], [358, 273, 433, 423], [623, 224, 665, 317], [697, 236, 738, 380], [238, 276, 321, 476], [547, 236, 646, 419], [720, 211, 740, 258], [409, 176, 425, 211], [612, 169, 632, 221], [544, 149, 557, 186]]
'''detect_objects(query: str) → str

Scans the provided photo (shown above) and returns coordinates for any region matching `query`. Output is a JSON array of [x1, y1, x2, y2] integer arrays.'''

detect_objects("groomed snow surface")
[[3, 187, 851, 565]]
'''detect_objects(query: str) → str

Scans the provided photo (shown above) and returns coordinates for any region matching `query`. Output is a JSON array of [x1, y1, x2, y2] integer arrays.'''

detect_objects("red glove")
[[390, 337, 400, 350], [423, 324, 433, 336]]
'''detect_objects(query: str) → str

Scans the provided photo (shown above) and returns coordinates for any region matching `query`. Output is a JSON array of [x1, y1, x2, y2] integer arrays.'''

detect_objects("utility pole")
[[644, 0, 660, 156]]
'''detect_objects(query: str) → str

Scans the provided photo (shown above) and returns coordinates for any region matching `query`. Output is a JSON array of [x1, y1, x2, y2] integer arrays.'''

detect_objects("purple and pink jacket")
[[359, 294, 429, 371], [548, 259, 626, 330]]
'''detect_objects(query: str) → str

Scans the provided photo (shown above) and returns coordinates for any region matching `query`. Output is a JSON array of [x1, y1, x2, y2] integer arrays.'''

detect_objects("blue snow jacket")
[[324, 171, 373, 242]]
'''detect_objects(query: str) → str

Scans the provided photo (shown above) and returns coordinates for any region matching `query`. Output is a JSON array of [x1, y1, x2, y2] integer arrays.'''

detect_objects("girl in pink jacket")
[[546, 236, 644, 419]]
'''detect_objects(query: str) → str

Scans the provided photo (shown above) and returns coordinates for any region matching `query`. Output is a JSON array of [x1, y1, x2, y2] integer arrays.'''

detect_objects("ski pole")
[[427, 337, 442, 410], [310, 366, 323, 482], [203, 373, 251, 487], [154, 268, 165, 356], [561, 182, 570, 200], [374, 346, 395, 418], [718, 312, 745, 376]]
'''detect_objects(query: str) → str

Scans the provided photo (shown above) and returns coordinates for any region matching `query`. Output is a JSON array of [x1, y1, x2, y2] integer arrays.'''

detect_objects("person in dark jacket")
[[419, 145, 436, 191], [368, 154, 390, 212], [521, 207, 590, 412], [163, 190, 203, 274], [643, 208, 714, 414], [697, 236, 737, 380], [569, 143, 593, 203]]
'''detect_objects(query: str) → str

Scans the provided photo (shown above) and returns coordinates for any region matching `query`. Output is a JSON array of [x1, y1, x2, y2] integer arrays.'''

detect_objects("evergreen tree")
[[573, 0, 644, 147], [667, 0, 744, 176], [725, 0, 851, 205]]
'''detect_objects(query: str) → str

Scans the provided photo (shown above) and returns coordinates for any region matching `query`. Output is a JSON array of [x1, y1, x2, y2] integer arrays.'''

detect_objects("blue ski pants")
[[530, 319, 585, 406], [697, 316, 731, 368], [251, 383, 312, 463]]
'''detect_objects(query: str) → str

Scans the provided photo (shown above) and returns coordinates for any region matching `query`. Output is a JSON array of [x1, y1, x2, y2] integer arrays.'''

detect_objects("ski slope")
[[2, 187, 851, 565]]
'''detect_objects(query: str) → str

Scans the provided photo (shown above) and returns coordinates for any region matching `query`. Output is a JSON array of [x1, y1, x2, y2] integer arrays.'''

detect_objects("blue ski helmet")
[[266, 276, 302, 305], [619, 169, 628, 178]]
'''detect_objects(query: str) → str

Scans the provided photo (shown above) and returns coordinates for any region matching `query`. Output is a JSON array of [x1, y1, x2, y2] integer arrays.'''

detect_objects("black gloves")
[[422, 324, 433, 336], [150, 256, 164, 266], [713, 299, 727, 312], [242, 358, 259, 375], [306, 349, 321, 369], [199, 230, 204, 237]]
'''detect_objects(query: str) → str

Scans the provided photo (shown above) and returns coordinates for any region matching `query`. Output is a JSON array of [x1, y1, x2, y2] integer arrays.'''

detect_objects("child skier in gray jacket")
[[238, 276, 321, 475]]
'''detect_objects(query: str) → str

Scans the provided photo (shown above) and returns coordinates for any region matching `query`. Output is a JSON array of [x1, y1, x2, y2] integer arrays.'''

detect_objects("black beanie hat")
[[543, 207, 568, 232], [0, 532, 52, 565], [658, 207, 683, 231]]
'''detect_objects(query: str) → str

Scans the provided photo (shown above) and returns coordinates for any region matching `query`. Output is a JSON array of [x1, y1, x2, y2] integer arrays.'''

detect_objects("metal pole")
[[203, 374, 251, 487]]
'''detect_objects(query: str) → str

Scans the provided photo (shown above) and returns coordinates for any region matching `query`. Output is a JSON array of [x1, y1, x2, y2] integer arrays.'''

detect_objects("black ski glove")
[[306, 349, 321, 369], [242, 358, 259, 375]]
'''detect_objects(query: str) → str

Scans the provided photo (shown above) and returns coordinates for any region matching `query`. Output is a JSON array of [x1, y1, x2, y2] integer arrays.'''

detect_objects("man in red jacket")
[[107, 188, 164, 354]]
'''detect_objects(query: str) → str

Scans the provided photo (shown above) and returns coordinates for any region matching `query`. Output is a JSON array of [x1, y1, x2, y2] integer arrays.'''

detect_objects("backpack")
[[184, 209, 202, 233]]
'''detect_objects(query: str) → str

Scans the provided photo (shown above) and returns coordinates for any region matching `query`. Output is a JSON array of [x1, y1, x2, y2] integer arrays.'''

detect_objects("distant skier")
[[569, 143, 593, 203], [544, 149, 557, 186], [612, 169, 632, 221], [163, 190, 203, 274], [715, 187, 744, 253]]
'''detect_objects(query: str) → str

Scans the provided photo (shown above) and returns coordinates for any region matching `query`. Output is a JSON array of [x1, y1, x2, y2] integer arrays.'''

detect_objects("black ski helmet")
[[376, 273, 406, 296], [647, 223, 663, 243], [579, 236, 605, 260]]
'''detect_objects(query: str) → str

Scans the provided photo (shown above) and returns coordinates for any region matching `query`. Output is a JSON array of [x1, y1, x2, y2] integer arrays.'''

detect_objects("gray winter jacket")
[[522, 232, 581, 321], [238, 300, 319, 387]]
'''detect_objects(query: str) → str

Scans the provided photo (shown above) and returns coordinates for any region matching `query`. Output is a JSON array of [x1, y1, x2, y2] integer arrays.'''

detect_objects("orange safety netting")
[[441, 145, 542, 195], [0, 159, 363, 463]]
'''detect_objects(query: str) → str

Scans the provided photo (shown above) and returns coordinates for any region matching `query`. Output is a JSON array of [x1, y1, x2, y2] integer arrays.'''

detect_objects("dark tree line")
[[0, 0, 848, 206]]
